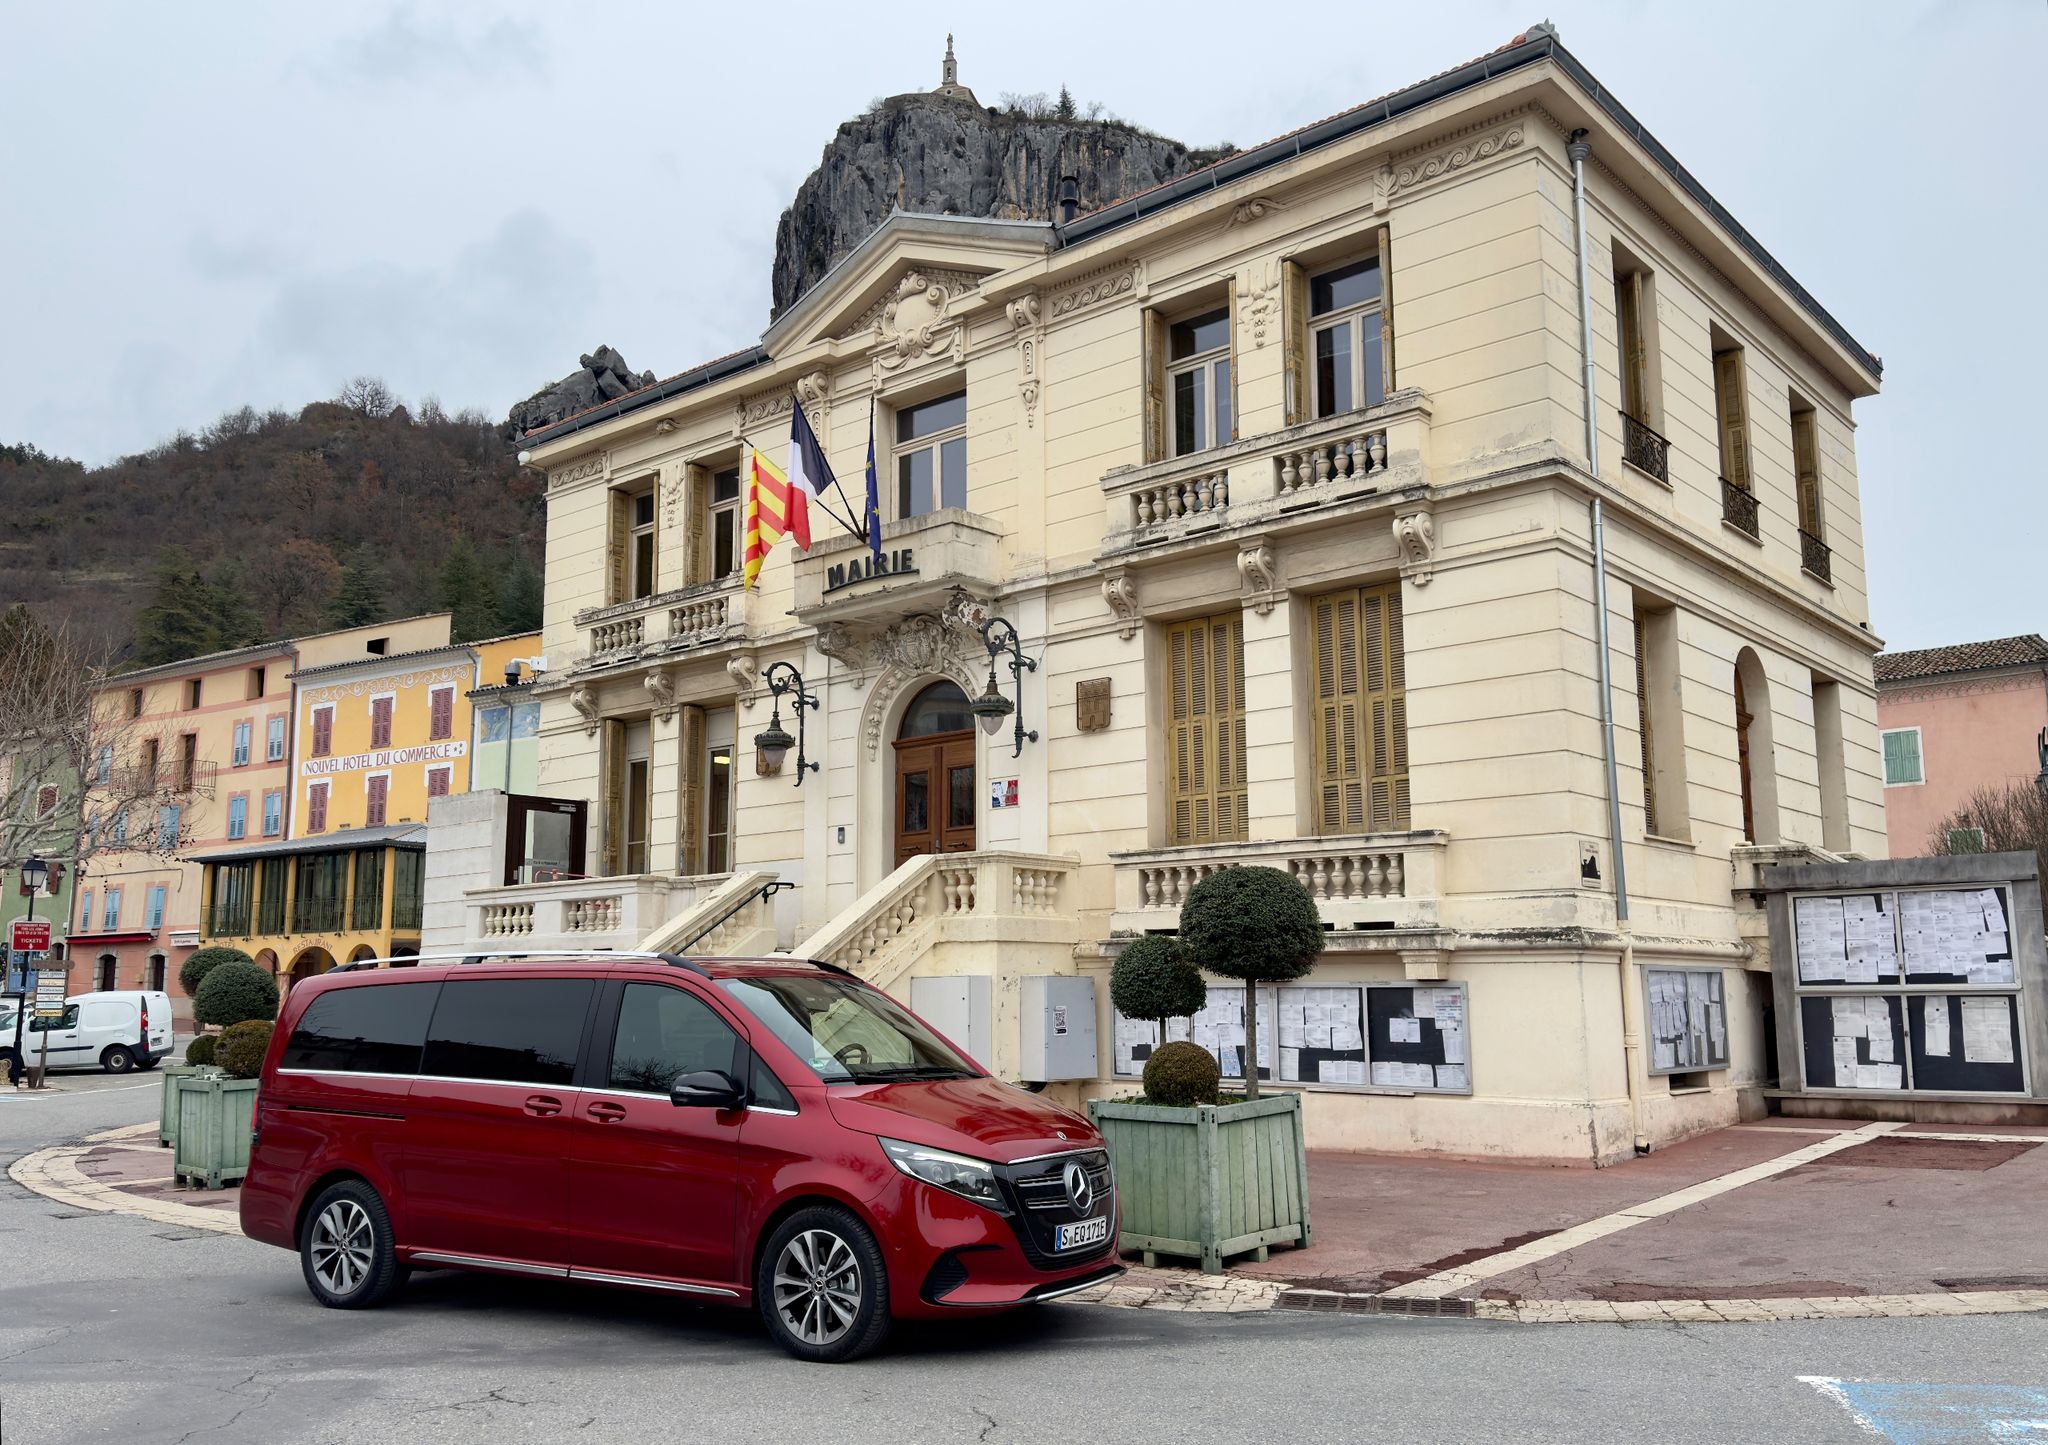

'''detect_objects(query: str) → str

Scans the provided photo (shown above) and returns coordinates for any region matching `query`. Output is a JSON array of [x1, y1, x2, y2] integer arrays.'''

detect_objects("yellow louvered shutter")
[[1225, 279, 1242, 442], [1791, 409, 1823, 536], [1315, 582, 1408, 834], [1313, 592, 1364, 833], [1281, 260, 1310, 426], [605, 489, 630, 604], [677, 704, 706, 875], [600, 718, 626, 876], [684, 465, 709, 584], [1633, 613, 1659, 836], [1377, 226, 1396, 393], [1617, 272, 1647, 423], [1165, 614, 1246, 846], [1714, 349, 1751, 491], [1142, 310, 1169, 463]]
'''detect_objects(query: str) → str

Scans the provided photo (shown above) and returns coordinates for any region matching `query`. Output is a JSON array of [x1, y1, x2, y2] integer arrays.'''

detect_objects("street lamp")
[[754, 662, 821, 786], [975, 616, 1039, 759], [11, 855, 49, 1088]]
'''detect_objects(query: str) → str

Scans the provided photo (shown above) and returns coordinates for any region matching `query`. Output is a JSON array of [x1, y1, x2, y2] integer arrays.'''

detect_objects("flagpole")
[[739, 431, 867, 545]]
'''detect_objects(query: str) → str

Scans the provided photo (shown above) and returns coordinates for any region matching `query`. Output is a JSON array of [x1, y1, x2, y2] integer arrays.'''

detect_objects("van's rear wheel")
[[756, 1205, 891, 1363], [101, 1045, 136, 1074], [301, 1180, 406, 1309]]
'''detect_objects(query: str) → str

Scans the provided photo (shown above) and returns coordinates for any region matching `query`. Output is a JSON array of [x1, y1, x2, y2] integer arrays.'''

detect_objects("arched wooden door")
[[894, 681, 977, 865]]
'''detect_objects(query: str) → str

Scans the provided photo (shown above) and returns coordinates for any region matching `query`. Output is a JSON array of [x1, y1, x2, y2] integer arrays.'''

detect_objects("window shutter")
[[601, 719, 626, 875], [606, 490, 630, 604], [371, 696, 393, 749], [366, 775, 388, 827], [1792, 410, 1823, 535], [1312, 592, 1365, 833], [1714, 349, 1751, 490], [678, 704, 707, 875], [430, 687, 453, 741], [313, 708, 331, 757], [1165, 614, 1246, 846], [685, 465, 710, 585], [1142, 310, 1168, 463], [1281, 260, 1310, 426], [1224, 280, 1242, 442], [1633, 614, 1659, 836], [1377, 226, 1396, 393], [1618, 271, 1648, 423], [1362, 583, 1410, 831], [308, 784, 327, 833]]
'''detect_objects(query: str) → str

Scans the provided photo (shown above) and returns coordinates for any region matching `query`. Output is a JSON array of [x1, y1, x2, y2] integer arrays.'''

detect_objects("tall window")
[[1791, 402, 1824, 539], [102, 887, 121, 930], [428, 685, 455, 741], [110, 810, 128, 847], [1713, 336, 1755, 535], [210, 865, 252, 936], [603, 719, 653, 876], [352, 849, 385, 931], [257, 857, 287, 934], [248, 666, 266, 699], [370, 695, 394, 749], [894, 391, 967, 518], [427, 765, 452, 799], [1881, 729, 1924, 787], [227, 795, 248, 840], [307, 781, 330, 833], [1615, 268, 1650, 425], [262, 790, 283, 837], [366, 774, 389, 828], [1164, 613, 1247, 846], [145, 884, 166, 931], [630, 489, 658, 599], [178, 734, 197, 791], [128, 688, 144, 719], [94, 744, 113, 785], [1632, 602, 1688, 840], [79, 890, 93, 932], [232, 720, 252, 768], [267, 716, 286, 762], [392, 848, 425, 930], [709, 467, 741, 580], [1311, 256, 1387, 419], [311, 706, 333, 758], [294, 853, 347, 933], [706, 744, 734, 873], [184, 679, 202, 708], [1813, 676, 1849, 852], [1169, 309, 1232, 456], [157, 804, 181, 852], [1310, 583, 1410, 834]]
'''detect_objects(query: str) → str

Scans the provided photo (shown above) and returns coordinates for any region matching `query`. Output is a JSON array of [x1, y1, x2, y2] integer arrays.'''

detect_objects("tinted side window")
[[282, 983, 440, 1074], [607, 983, 739, 1093], [750, 1055, 797, 1112], [422, 979, 593, 1087]]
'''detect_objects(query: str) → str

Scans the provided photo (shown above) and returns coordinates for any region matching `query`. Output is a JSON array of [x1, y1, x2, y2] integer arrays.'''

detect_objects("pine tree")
[[437, 536, 500, 643], [1056, 85, 1077, 120], [202, 559, 264, 651], [325, 550, 387, 629], [496, 550, 543, 635], [128, 549, 220, 667]]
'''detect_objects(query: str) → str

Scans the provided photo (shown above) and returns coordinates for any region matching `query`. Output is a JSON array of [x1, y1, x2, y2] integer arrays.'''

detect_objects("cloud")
[[312, 6, 545, 88]]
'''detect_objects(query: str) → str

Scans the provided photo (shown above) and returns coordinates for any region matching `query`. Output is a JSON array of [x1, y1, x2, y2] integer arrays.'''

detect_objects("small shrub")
[[179, 946, 253, 998], [1110, 935, 1207, 1043], [184, 1034, 217, 1067], [192, 959, 279, 1029], [1143, 1040, 1221, 1108], [214, 1020, 273, 1080]]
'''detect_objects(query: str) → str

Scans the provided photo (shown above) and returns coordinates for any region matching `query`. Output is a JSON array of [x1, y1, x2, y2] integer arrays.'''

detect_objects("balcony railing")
[[466, 872, 735, 952], [1109, 831, 1448, 936], [573, 580, 744, 668], [1619, 411, 1670, 484], [1720, 477, 1760, 539], [1276, 421, 1388, 497], [1800, 528, 1832, 584]]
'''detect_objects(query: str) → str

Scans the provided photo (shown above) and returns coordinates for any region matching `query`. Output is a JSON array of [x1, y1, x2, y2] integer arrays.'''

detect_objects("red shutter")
[[430, 687, 453, 741], [366, 775, 389, 827], [308, 783, 328, 833], [371, 696, 393, 749], [313, 708, 332, 758]]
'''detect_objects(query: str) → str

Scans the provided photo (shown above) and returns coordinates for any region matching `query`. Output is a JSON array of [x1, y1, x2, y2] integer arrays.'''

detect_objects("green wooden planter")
[[158, 1065, 222, 1147], [1088, 1092, 1311, 1274], [172, 1075, 259, 1190]]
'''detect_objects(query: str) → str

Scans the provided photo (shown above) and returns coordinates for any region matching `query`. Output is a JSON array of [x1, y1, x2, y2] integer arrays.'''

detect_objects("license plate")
[[1055, 1216, 1108, 1251]]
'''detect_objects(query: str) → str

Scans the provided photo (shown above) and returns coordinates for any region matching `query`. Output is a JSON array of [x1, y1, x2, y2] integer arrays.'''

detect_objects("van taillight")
[[141, 1000, 150, 1034]]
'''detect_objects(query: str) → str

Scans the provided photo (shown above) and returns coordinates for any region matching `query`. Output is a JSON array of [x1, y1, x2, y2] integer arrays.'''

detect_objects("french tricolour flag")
[[785, 399, 837, 552]]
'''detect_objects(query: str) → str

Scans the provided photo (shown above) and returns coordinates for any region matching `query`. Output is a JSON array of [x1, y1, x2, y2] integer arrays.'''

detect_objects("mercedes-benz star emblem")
[[1062, 1159, 1093, 1213]]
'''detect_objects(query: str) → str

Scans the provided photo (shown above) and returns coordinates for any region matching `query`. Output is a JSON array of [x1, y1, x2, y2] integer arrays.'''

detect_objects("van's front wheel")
[[756, 1206, 891, 1363], [300, 1180, 406, 1309]]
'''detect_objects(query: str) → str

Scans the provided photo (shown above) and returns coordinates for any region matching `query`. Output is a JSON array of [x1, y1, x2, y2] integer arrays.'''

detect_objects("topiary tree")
[[180, 945, 253, 998], [214, 1020, 274, 1080], [1181, 866, 1322, 1099], [1143, 1040, 1221, 1107], [192, 958, 279, 1029], [184, 1034, 217, 1067], [1111, 934, 1208, 1056]]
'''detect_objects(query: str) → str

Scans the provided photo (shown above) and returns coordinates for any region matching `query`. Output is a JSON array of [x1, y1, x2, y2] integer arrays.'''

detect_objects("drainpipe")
[[1566, 128, 1648, 1156]]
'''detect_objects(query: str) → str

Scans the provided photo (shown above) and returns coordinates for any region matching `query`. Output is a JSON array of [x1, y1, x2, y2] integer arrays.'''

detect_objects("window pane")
[[707, 746, 732, 874], [421, 978, 594, 1086], [899, 681, 973, 737], [1170, 307, 1230, 360], [897, 391, 966, 443], [713, 509, 735, 576], [608, 983, 739, 1093], [283, 981, 440, 1074], [939, 436, 967, 510], [1311, 257, 1381, 315], [898, 447, 934, 517], [1173, 367, 1204, 456], [634, 492, 655, 526], [949, 765, 975, 829], [1214, 358, 1232, 444], [1315, 323, 1351, 418], [633, 533, 655, 598], [1361, 323, 1385, 408], [713, 467, 740, 503], [903, 772, 929, 833]]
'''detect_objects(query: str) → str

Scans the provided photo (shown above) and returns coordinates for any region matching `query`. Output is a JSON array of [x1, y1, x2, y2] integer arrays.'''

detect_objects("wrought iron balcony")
[[1619, 411, 1670, 484], [1720, 477, 1760, 540], [1800, 528, 1832, 584]]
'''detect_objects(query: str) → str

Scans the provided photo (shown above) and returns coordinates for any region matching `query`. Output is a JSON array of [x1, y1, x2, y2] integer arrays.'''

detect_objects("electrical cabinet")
[[910, 976, 992, 1071], [1021, 975, 1098, 1082]]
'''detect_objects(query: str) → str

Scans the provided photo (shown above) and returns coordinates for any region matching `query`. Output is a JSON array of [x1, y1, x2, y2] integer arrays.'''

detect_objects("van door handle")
[[523, 1094, 563, 1116], [587, 1101, 627, 1123]]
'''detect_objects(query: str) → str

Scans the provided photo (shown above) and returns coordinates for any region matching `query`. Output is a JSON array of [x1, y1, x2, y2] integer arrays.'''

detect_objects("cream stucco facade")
[[486, 27, 1886, 1164]]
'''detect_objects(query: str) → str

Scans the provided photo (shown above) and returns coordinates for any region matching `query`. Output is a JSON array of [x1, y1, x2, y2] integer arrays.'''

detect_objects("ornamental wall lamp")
[[972, 615, 1039, 759], [754, 661, 821, 786]]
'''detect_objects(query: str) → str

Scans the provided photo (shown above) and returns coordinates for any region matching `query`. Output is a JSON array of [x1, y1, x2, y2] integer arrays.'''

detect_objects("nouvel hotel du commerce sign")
[[300, 741, 468, 778]]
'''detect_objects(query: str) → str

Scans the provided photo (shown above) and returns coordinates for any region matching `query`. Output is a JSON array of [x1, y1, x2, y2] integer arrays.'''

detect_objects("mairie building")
[[429, 25, 1887, 1163]]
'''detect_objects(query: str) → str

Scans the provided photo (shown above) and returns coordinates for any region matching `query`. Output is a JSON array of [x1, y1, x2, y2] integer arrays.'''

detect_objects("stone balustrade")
[[1109, 831, 1448, 935], [1276, 424, 1388, 496], [571, 580, 743, 668], [588, 616, 644, 656], [462, 872, 733, 953]]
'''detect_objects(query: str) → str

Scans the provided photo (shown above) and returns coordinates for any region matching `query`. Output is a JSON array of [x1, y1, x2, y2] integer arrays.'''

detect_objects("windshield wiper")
[[848, 1064, 974, 1082]]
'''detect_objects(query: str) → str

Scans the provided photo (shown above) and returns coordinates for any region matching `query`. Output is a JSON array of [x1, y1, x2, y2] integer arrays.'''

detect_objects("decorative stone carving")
[[548, 453, 606, 490], [1390, 123, 1524, 195], [725, 653, 761, 704], [1393, 510, 1436, 585], [1051, 260, 1137, 318], [644, 667, 676, 721], [1235, 260, 1279, 349], [1007, 293, 1043, 428], [874, 271, 964, 373], [861, 660, 982, 759], [814, 622, 871, 669], [733, 389, 793, 436], [1228, 195, 1288, 226], [1101, 572, 1140, 640], [1237, 542, 1279, 616], [569, 683, 601, 736], [660, 461, 684, 529]]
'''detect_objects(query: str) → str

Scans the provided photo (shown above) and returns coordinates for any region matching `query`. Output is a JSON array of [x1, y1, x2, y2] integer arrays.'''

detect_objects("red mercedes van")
[[240, 952, 1121, 1362]]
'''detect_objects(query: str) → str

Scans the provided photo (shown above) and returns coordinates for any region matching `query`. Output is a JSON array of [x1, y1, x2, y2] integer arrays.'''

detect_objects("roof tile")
[[1874, 635, 2048, 683]]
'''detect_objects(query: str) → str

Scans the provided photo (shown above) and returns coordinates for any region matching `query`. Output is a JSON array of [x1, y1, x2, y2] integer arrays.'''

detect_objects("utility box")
[[1021, 975, 1098, 1083], [911, 976, 993, 1072]]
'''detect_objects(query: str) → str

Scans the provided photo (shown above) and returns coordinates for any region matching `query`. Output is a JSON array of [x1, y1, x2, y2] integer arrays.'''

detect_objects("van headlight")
[[879, 1137, 1007, 1213]]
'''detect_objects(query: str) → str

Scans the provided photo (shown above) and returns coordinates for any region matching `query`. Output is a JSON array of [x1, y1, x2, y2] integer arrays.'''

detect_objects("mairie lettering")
[[824, 548, 917, 594]]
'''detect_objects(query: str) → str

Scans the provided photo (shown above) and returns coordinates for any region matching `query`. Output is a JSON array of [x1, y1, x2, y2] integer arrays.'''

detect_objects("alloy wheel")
[[771, 1228, 862, 1346], [309, 1199, 375, 1297]]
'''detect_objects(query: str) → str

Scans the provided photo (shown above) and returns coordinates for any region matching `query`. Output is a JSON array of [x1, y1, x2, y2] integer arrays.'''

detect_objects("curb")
[[9, 1129, 246, 1237]]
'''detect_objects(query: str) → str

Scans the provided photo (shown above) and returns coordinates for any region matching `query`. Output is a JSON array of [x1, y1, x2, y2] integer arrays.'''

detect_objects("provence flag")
[[863, 405, 883, 565], [741, 446, 802, 590]]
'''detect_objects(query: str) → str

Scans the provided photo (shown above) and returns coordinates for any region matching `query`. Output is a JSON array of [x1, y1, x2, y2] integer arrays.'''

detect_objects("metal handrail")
[[677, 879, 794, 955]]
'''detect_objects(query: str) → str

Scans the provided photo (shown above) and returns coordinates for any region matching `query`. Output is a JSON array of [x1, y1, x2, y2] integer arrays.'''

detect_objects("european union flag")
[[864, 405, 883, 565]]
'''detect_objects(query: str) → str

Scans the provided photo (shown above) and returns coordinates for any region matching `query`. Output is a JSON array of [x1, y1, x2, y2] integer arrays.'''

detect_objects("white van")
[[0, 990, 174, 1076]]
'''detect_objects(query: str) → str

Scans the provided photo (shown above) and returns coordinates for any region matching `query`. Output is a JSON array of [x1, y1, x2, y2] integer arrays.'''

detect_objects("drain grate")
[[1278, 1292, 1478, 1317]]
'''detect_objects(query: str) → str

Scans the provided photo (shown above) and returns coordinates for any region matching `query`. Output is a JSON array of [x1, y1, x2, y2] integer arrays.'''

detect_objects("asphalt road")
[[3, 1082, 2044, 1444]]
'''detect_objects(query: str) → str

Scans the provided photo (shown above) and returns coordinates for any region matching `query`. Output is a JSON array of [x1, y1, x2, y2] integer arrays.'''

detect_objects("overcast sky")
[[3, 1, 2039, 650]]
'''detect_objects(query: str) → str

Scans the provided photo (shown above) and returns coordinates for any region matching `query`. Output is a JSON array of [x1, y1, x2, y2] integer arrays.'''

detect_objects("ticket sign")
[[9, 919, 51, 954]]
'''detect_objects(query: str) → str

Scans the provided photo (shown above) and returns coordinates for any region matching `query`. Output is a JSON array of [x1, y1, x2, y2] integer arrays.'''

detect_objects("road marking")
[[0, 1080, 160, 1100], [1380, 1120, 1902, 1300], [1800, 1376, 2048, 1441], [1733, 1125, 2048, 1145], [1799, 1377, 1885, 1436]]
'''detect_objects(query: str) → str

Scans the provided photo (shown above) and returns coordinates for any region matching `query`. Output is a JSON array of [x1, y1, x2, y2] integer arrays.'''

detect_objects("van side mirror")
[[669, 1070, 746, 1110]]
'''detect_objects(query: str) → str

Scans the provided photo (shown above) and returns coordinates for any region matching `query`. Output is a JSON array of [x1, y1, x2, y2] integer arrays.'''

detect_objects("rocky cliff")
[[771, 93, 1230, 318]]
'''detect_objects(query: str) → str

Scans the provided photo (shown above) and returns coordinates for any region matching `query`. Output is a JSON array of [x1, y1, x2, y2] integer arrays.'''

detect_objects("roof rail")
[[328, 949, 684, 974]]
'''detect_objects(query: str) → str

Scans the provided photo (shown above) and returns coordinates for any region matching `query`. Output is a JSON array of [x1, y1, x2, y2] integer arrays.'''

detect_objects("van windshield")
[[718, 974, 978, 1085]]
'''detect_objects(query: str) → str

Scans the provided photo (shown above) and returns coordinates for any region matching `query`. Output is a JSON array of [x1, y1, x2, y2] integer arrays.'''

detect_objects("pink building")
[[1875, 634, 2048, 857]]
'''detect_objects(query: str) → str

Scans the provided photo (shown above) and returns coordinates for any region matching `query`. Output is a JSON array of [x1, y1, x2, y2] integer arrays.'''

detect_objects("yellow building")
[[289, 632, 540, 840], [199, 827, 426, 983]]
